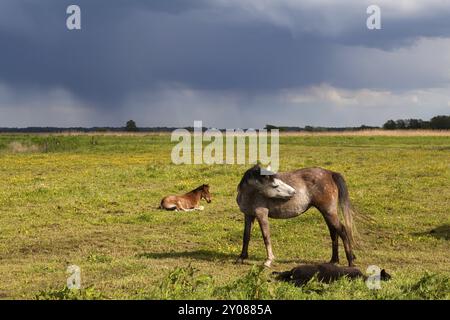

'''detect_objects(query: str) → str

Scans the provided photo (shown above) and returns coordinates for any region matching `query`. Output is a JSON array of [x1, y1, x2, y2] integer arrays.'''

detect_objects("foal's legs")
[[255, 208, 275, 267], [236, 214, 255, 264]]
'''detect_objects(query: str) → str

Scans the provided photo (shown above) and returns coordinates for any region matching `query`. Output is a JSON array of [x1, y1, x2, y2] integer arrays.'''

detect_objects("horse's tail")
[[331, 172, 357, 245]]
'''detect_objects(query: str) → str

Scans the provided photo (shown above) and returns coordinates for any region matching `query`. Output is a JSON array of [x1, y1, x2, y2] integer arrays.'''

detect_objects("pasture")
[[0, 133, 449, 299]]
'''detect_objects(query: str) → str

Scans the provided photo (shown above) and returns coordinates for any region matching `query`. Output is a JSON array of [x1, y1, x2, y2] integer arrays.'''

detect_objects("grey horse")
[[236, 164, 356, 267]]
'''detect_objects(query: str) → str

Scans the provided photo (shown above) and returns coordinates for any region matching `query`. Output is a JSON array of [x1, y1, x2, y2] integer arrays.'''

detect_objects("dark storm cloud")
[[0, 0, 449, 126], [0, 0, 336, 106]]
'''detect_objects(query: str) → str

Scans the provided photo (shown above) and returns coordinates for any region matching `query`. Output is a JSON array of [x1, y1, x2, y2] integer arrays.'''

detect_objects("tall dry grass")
[[8, 141, 42, 153], [1, 129, 449, 137], [278, 130, 450, 136]]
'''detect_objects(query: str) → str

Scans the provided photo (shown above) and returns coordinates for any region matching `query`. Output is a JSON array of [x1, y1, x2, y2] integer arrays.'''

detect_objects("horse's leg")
[[236, 214, 255, 264], [319, 201, 340, 264], [326, 221, 339, 264], [255, 208, 275, 267], [324, 212, 355, 267], [176, 200, 190, 212]]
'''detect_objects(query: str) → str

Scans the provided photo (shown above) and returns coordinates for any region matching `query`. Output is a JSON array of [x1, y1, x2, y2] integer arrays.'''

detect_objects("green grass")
[[0, 133, 449, 299]]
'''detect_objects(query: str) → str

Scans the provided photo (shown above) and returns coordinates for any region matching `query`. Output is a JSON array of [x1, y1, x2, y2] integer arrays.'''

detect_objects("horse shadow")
[[136, 250, 234, 261], [412, 224, 450, 240], [136, 249, 321, 265]]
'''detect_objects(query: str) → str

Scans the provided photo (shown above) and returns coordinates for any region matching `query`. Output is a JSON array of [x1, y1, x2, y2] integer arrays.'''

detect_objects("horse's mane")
[[237, 164, 261, 191], [189, 184, 208, 194]]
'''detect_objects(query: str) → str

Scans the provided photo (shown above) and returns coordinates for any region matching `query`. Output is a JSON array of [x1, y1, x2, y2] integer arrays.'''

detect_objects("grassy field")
[[0, 133, 449, 299]]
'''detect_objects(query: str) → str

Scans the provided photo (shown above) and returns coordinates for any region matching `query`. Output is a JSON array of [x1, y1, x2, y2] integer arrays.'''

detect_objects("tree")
[[383, 120, 396, 130], [430, 115, 450, 129], [420, 121, 431, 129], [407, 119, 422, 129], [395, 119, 406, 130], [125, 120, 138, 132]]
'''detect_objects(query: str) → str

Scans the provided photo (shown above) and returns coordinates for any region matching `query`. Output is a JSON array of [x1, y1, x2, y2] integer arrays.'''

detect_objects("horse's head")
[[201, 184, 212, 203], [239, 165, 296, 200]]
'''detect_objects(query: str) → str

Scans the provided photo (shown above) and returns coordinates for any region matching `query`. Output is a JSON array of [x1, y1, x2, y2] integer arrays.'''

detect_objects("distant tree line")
[[265, 115, 450, 132], [0, 126, 179, 133], [382, 115, 450, 130], [264, 124, 379, 132], [1, 116, 449, 133]]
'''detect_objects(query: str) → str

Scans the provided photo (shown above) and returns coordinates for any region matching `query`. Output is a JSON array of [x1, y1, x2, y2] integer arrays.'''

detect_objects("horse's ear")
[[261, 164, 274, 176], [250, 164, 261, 176]]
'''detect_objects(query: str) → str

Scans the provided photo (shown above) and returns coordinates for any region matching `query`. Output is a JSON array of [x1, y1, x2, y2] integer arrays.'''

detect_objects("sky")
[[0, 0, 450, 128]]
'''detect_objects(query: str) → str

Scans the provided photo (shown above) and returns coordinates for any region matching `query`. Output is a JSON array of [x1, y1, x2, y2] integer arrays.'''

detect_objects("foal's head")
[[199, 184, 212, 203]]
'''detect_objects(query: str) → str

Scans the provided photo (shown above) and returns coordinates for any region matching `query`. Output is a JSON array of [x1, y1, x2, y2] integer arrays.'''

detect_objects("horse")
[[160, 184, 211, 211], [236, 164, 356, 267], [273, 263, 391, 286]]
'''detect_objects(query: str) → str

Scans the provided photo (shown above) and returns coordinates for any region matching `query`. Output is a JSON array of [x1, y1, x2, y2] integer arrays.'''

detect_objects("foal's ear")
[[380, 269, 391, 280]]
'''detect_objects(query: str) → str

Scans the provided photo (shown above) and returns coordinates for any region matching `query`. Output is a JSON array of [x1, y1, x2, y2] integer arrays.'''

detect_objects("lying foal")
[[160, 184, 211, 211], [273, 263, 391, 286]]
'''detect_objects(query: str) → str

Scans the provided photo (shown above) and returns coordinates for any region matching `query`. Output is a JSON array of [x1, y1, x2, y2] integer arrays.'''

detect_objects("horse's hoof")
[[263, 260, 273, 268], [329, 259, 339, 265], [235, 257, 245, 264], [197, 206, 205, 211]]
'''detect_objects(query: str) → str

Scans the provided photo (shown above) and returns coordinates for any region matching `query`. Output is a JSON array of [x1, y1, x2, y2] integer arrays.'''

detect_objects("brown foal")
[[160, 184, 211, 211]]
